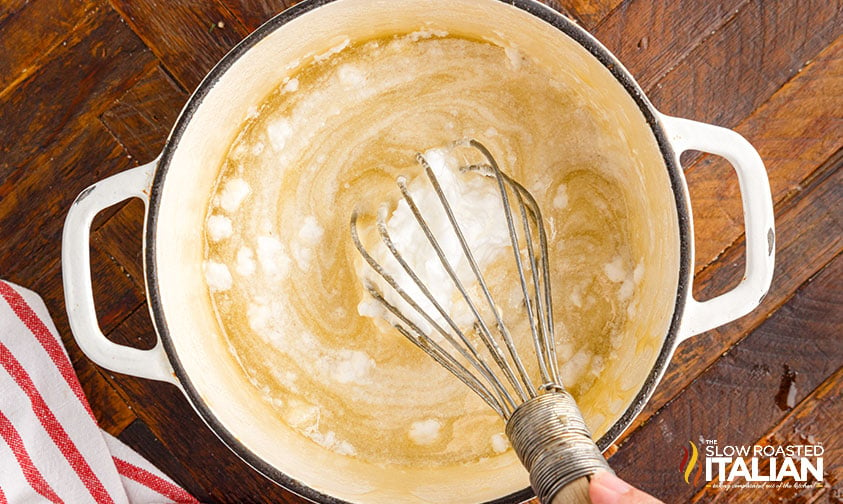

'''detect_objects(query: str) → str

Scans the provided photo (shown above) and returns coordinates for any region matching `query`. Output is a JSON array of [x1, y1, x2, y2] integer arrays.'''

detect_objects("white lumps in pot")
[[553, 183, 569, 210], [287, 399, 358, 456], [292, 216, 325, 270], [255, 236, 290, 279], [491, 433, 510, 454], [204, 261, 232, 292], [357, 147, 513, 336], [504, 46, 523, 71], [234, 246, 256, 277], [215, 177, 250, 213], [203, 33, 646, 468], [604, 257, 646, 303], [206, 214, 233, 242], [409, 419, 443, 446], [267, 118, 294, 151], [282, 77, 299, 94], [326, 349, 375, 384]]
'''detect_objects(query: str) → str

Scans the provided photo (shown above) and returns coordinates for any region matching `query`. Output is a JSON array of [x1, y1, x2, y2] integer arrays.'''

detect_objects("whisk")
[[350, 139, 612, 504]]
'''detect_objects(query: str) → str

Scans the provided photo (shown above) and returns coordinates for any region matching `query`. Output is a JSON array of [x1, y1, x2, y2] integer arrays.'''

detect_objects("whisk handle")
[[506, 392, 610, 504], [550, 476, 591, 504]]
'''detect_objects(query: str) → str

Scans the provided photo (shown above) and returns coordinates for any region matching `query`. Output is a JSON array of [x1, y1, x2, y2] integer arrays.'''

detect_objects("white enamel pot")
[[62, 0, 775, 502]]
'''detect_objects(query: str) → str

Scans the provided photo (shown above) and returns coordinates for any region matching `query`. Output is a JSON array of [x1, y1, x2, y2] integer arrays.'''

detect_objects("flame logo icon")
[[680, 441, 702, 485]]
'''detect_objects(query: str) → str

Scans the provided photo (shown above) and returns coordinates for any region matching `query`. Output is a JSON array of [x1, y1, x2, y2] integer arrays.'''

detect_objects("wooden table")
[[1, 0, 840, 502]]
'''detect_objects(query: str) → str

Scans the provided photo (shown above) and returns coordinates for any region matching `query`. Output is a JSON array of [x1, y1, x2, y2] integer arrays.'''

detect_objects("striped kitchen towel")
[[0, 280, 198, 504]]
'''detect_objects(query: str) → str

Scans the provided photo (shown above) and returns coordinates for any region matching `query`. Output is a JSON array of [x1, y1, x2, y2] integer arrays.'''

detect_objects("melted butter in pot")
[[203, 33, 642, 468]]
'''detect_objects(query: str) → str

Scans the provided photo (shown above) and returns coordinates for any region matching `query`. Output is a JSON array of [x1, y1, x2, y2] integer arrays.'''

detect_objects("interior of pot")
[[149, 0, 680, 502]]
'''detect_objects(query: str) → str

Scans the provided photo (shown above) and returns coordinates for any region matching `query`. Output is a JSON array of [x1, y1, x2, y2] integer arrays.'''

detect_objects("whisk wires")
[[350, 139, 562, 419]]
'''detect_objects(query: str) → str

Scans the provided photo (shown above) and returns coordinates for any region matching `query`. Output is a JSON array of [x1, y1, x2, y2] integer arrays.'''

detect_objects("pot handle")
[[62, 160, 178, 386], [660, 115, 775, 345]]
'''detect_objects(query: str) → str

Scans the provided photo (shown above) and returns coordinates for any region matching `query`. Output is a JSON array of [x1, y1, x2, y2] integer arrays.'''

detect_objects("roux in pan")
[[203, 32, 642, 467]]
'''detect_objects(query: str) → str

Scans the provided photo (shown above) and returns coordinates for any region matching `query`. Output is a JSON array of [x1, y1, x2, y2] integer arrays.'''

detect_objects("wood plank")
[[89, 234, 147, 332], [0, 0, 102, 97], [603, 35, 843, 442], [592, 0, 749, 89], [618, 147, 843, 445], [0, 5, 154, 175], [106, 303, 159, 354], [691, 366, 843, 503], [1, 123, 135, 292], [100, 64, 188, 163], [91, 198, 146, 291], [118, 419, 215, 502], [75, 359, 138, 436], [646, 0, 842, 127], [0, 0, 31, 27], [0, 5, 154, 445], [686, 33, 843, 275], [558, 0, 623, 29], [107, 0, 249, 91], [0, 7, 156, 283], [217, 0, 297, 33], [608, 251, 843, 502]]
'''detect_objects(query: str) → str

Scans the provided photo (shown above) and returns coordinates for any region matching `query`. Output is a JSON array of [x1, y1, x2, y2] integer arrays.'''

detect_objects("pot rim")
[[145, 0, 691, 502]]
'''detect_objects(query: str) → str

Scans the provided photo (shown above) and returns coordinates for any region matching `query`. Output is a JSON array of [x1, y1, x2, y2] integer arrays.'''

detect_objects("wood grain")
[[0, 0, 29, 26], [691, 366, 843, 503], [107, 0, 249, 91], [89, 232, 146, 332], [118, 419, 216, 502], [74, 358, 138, 435], [91, 198, 146, 294], [100, 64, 188, 163], [619, 146, 843, 446], [646, 0, 842, 126], [0, 4, 156, 468], [684, 33, 843, 275], [106, 303, 160, 354], [604, 33, 843, 442], [218, 0, 298, 33], [0, 8, 155, 281], [609, 251, 843, 503], [1, 0, 840, 502], [2, 121, 129, 291], [0, 0, 102, 95], [559, 0, 623, 29], [592, 0, 749, 90]]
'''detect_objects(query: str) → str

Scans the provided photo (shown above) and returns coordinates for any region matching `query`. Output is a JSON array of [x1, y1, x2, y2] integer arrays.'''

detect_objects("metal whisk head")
[[350, 139, 560, 419], [350, 139, 611, 503]]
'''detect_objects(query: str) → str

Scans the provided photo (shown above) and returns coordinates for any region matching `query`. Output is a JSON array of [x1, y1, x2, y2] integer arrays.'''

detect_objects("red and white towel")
[[0, 280, 198, 504]]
